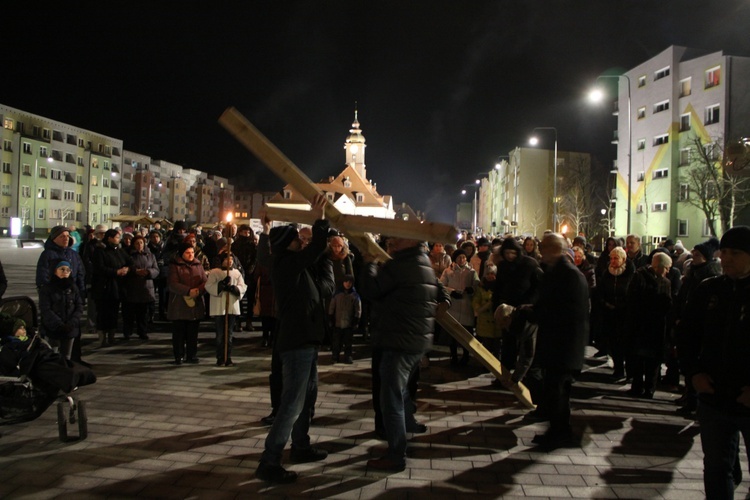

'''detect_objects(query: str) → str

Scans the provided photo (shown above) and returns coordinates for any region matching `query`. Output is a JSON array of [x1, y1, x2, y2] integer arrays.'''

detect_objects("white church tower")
[[344, 107, 367, 180]]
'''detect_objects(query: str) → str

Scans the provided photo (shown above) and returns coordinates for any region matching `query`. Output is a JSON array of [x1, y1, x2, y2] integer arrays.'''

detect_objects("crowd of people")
[[0, 215, 747, 495]]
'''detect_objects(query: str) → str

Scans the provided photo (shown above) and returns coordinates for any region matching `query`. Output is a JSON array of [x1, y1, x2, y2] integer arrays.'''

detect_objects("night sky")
[[4, 1, 750, 224]]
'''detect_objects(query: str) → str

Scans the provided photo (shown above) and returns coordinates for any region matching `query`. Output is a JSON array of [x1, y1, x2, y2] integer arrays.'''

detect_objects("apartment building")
[[611, 46, 750, 248]]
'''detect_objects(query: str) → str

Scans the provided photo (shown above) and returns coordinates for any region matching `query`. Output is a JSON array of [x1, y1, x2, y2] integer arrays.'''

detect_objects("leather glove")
[[221, 276, 231, 285], [450, 290, 463, 299], [217, 281, 226, 294], [464, 286, 474, 295], [228, 285, 241, 297]]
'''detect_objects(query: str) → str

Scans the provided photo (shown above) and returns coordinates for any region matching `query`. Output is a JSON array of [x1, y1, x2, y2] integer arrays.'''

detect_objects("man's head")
[[719, 226, 750, 280], [298, 227, 312, 249], [270, 225, 300, 252], [651, 252, 672, 277], [539, 233, 566, 265], [183, 234, 197, 248], [329, 235, 346, 258], [476, 237, 490, 252], [94, 224, 107, 240], [173, 220, 188, 235], [451, 249, 467, 267], [626, 234, 641, 255], [104, 229, 121, 247], [238, 224, 251, 238], [149, 231, 162, 245], [49, 226, 70, 248]]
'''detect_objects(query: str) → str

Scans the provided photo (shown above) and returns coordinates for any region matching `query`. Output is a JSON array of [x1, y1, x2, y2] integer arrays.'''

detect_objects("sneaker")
[[255, 461, 297, 483], [290, 446, 328, 463], [224, 360, 235, 367], [367, 457, 406, 472]]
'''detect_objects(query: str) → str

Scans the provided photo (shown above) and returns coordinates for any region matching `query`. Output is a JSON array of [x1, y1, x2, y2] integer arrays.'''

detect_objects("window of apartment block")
[[637, 171, 645, 182], [704, 180, 718, 199], [37, 188, 46, 199], [22, 142, 31, 154], [638, 75, 646, 87], [103, 160, 110, 170], [2, 162, 11, 173], [703, 219, 715, 237], [653, 169, 668, 179], [76, 193, 82, 203], [22, 164, 31, 175], [654, 66, 670, 81], [679, 78, 692, 97], [77, 156, 84, 166], [3, 118, 13, 130], [92, 213, 98, 223], [653, 100, 670, 113], [2, 140, 11, 151], [39, 167, 47, 178], [103, 178, 109, 188], [680, 114, 691, 132], [21, 186, 30, 197], [1, 184, 10, 196], [37, 209, 45, 220], [637, 107, 646, 119], [91, 195, 98, 204], [0, 207, 8, 217], [636, 204, 644, 213], [705, 104, 720, 125], [102, 196, 108, 206], [77, 138, 84, 148], [677, 219, 689, 237], [39, 146, 47, 157], [705, 66, 721, 89], [704, 142, 719, 161], [92, 158, 99, 168], [652, 202, 668, 212], [32, 126, 40, 137], [76, 174, 83, 185], [679, 183, 690, 201], [64, 190, 75, 201], [653, 134, 669, 146], [51, 170, 61, 180], [637, 138, 646, 150], [42, 129, 50, 140], [91, 176, 98, 186]]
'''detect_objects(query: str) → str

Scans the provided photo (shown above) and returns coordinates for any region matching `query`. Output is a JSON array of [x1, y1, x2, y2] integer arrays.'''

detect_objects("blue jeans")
[[697, 401, 750, 499], [261, 346, 318, 465], [378, 349, 423, 463]]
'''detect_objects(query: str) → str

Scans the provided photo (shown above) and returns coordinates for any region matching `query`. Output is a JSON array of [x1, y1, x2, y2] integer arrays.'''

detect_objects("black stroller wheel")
[[56, 402, 68, 442]]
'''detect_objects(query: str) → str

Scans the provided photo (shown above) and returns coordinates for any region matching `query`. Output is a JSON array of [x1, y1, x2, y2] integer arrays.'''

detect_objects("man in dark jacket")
[[256, 197, 334, 484], [679, 226, 750, 499], [531, 233, 589, 449], [359, 236, 450, 472], [36, 226, 86, 297], [231, 224, 257, 330]]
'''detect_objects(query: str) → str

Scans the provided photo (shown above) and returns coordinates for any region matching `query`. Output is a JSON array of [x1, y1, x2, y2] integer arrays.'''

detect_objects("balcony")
[[611, 129, 619, 145]]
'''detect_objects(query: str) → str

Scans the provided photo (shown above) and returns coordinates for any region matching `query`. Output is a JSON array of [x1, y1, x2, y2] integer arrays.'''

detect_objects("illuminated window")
[[705, 66, 721, 89], [680, 77, 691, 97]]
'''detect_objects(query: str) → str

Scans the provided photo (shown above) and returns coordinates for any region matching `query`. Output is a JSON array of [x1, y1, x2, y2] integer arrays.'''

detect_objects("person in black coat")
[[92, 229, 133, 346], [530, 233, 589, 449], [39, 260, 84, 360], [0, 259, 7, 300]]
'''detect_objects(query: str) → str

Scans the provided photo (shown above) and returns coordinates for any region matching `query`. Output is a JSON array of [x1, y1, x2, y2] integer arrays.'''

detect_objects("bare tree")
[[680, 135, 750, 235], [560, 156, 595, 235], [528, 207, 547, 236]]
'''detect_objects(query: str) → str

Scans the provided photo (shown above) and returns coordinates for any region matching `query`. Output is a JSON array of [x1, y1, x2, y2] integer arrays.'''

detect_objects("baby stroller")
[[0, 295, 95, 442]]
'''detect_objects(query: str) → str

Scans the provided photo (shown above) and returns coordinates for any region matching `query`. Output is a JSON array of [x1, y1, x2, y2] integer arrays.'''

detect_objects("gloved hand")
[[450, 290, 463, 299], [228, 285, 241, 297], [62, 324, 74, 334], [464, 287, 474, 295], [217, 281, 227, 294], [221, 276, 231, 285], [313, 218, 330, 234]]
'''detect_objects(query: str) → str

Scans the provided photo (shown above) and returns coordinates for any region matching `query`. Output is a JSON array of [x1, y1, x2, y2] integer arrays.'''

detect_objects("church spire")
[[344, 103, 366, 180]]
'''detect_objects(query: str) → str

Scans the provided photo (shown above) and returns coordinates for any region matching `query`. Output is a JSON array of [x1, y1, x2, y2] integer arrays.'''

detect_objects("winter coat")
[[440, 262, 479, 327], [231, 235, 257, 278], [148, 241, 169, 279], [472, 282, 502, 339], [492, 250, 543, 311], [39, 277, 84, 340], [92, 242, 133, 302], [329, 288, 362, 329], [628, 250, 650, 270], [428, 251, 451, 279], [679, 274, 750, 417], [0, 260, 7, 300], [626, 267, 672, 357], [360, 245, 450, 354], [122, 249, 159, 303], [272, 220, 335, 353], [253, 263, 275, 317], [533, 256, 589, 371], [36, 239, 86, 297], [576, 259, 596, 291], [167, 256, 207, 321], [205, 267, 247, 316]]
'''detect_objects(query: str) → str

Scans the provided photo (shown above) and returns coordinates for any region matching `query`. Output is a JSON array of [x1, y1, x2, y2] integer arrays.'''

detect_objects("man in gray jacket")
[[359, 237, 450, 471]]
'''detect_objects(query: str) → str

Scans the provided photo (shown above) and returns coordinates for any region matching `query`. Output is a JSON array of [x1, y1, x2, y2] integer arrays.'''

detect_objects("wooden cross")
[[219, 107, 534, 408]]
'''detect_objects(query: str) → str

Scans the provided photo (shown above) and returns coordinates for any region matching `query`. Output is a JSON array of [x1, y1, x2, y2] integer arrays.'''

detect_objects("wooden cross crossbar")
[[218, 107, 534, 408]]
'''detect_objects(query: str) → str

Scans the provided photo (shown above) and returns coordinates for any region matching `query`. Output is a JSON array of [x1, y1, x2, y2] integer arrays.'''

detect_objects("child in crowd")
[[473, 265, 502, 360], [205, 254, 247, 367], [329, 275, 361, 364], [39, 260, 84, 360]]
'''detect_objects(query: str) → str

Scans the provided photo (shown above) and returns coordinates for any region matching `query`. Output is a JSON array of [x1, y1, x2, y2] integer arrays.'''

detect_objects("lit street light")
[[528, 127, 558, 232], [589, 74, 632, 234], [461, 181, 480, 235]]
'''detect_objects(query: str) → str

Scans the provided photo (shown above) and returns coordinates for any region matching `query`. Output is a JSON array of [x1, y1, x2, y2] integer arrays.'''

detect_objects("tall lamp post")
[[529, 127, 558, 231], [461, 180, 480, 235], [589, 74, 632, 234]]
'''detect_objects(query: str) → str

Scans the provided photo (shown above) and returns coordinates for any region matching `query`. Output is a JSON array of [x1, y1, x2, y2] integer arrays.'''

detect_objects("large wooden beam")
[[219, 107, 534, 408]]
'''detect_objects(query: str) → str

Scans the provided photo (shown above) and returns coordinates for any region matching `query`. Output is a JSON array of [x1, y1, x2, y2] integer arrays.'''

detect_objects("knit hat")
[[48, 225, 69, 241], [572, 236, 587, 248], [173, 220, 188, 232], [269, 225, 298, 251], [56, 260, 72, 270], [476, 237, 490, 248], [694, 237, 721, 261], [178, 241, 194, 258], [94, 224, 107, 234], [451, 249, 466, 262], [13, 319, 26, 335], [720, 226, 750, 254]]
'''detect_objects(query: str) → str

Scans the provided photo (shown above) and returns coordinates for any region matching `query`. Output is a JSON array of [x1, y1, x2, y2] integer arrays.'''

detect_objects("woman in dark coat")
[[39, 260, 84, 360], [122, 235, 159, 340], [167, 242, 207, 364], [92, 229, 133, 346], [596, 246, 635, 381]]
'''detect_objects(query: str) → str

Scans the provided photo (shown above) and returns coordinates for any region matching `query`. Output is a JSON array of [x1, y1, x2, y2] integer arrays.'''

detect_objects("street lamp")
[[461, 180, 480, 235], [589, 74, 632, 234], [528, 127, 558, 231]]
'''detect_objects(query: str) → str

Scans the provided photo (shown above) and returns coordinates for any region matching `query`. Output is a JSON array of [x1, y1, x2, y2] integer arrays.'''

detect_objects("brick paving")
[[0, 239, 747, 499]]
